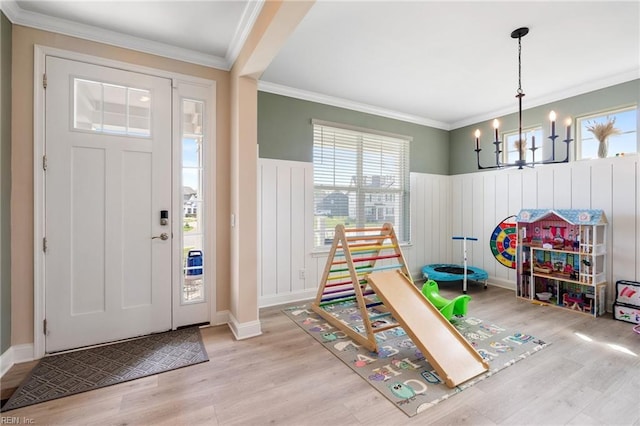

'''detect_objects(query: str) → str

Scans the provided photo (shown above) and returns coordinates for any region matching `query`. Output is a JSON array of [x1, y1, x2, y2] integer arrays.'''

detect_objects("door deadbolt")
[[160, 210, 169, 226], [152, 233, 169, 241]]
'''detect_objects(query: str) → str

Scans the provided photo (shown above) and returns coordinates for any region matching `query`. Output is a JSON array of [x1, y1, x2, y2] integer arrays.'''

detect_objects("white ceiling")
[[4, 0, 264, 69], [3, 0, 639, 130]]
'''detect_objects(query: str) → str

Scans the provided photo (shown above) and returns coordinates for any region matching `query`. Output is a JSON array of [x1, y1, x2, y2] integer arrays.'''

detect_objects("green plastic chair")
[[421, 279, 471, 320]]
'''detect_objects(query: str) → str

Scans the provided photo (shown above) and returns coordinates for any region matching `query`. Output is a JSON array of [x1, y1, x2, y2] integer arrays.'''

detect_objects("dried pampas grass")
[[586, 117, 621, 142]]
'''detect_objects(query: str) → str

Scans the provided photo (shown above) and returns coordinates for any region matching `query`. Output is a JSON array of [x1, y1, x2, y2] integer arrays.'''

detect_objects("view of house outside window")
[[312, 121, 410, 249]]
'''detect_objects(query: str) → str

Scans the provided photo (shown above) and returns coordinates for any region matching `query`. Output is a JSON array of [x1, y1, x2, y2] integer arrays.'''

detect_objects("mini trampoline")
[[422, 264, 488, 292], [424, 236, 489, 293]]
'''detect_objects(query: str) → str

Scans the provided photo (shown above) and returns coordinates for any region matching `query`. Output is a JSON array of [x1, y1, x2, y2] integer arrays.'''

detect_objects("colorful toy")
[[562, 292, 593, 313], [490, 216, 517, 269], [421, 279, 470, 320]]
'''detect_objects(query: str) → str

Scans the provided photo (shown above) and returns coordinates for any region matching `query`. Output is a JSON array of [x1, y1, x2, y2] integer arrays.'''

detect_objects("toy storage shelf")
[[516, 209, 608, 318]]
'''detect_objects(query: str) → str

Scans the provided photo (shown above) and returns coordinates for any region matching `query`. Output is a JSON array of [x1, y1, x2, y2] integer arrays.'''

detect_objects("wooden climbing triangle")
[[310, 223, 411, 352]]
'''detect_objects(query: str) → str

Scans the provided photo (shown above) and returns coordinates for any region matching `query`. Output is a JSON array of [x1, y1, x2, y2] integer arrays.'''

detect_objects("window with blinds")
[[312, 120, 411, 248]]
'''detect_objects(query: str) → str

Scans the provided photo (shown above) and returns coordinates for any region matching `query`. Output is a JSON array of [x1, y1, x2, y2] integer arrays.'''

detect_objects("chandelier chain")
[[517, 35, 523, 95]]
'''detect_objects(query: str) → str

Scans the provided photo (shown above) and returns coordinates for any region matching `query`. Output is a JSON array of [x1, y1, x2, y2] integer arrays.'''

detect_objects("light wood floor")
[[2, 284, 639, 425]]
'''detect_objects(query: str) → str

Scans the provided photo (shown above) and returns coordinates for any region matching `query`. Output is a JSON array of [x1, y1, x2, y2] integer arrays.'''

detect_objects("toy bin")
[[613, 303, 640, 325], [615, 280, 640, 306], [613, 280, 640, 324]]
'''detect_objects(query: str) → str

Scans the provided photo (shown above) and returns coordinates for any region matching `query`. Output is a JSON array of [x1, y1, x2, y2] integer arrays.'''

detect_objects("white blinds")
[[312, 121, 410, 248]]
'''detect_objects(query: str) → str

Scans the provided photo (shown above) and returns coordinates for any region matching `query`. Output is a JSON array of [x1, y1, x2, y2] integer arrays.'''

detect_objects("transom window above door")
[[73, 78, 152, 137]]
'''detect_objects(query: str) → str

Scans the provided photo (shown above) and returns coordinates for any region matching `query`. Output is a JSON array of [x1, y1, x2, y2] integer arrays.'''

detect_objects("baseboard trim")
[[212, 310, 230, 326], [227, 313, 262, 340], [487, 278, 515, 291], [0, 347, 13, 378], [0, 344, 35, 378], [259, 289, 317, 308]]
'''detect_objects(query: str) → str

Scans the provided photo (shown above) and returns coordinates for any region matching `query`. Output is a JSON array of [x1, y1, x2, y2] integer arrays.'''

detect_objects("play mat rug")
[[283, 302, 549, 417]]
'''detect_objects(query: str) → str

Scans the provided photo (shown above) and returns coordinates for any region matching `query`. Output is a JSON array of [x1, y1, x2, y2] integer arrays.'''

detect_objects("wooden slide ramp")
[[367, 270, 489, 388]]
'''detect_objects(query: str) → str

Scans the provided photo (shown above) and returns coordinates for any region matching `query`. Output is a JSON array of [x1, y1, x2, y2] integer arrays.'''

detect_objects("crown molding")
[[0, 0, 20, 18], [258, 81, 451, 131], [1, 0, 233, 70], [259, 70, 640, 131], [451, 68, 640, 130], [226, 1, 264, 67]]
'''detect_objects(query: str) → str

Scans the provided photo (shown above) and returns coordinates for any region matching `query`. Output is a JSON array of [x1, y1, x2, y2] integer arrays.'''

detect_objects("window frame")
[[312, 120, 411, 250], [576, 105, 638, 160], [501, 126, 543, 164]]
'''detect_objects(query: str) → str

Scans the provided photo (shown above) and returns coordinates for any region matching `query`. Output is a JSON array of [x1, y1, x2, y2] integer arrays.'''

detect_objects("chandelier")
[[475, 27, 573, 170]]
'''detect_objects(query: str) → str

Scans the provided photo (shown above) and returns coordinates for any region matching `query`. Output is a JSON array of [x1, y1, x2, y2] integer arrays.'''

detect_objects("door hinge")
[[42, 155, 47, 171], [43, 237, 48, 253], [43, 73, 47, 89], [43, 319, 47, 335]]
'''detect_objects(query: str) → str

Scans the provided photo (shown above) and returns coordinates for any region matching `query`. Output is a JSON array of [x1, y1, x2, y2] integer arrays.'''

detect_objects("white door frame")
[[33, 45, 217, 358]]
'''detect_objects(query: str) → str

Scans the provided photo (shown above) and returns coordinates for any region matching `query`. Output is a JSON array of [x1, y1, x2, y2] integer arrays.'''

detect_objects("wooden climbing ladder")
[[310, 223, 411, 352]]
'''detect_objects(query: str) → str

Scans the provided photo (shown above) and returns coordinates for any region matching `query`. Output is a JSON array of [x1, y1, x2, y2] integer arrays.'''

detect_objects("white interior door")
[[44, 56, 172, 352]]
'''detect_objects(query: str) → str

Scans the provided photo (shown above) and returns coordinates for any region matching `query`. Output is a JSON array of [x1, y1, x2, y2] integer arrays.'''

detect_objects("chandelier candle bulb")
[[475, 129, 480, 150], [493, 119, 499, 141], [549, 111, 556, 137], [565, 118, 572, 141]]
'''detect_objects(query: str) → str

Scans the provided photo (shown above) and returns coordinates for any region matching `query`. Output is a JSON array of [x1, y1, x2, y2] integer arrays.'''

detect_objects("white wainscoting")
[[405, 173, 452, 278], [258, 160, 316, 307], [450, 156, 640, 304], [258, 156, 640, 309]]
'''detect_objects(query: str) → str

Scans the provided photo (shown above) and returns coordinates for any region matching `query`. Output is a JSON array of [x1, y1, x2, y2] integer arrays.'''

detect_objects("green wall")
[[258, 92, 451, 175], [258, 81, 639, 176], [0, 10, 12, 356], [449, 79, 640, 175]]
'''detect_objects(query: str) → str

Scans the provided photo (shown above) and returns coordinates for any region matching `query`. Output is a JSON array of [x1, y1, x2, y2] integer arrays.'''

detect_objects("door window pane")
[[102, 83, 127, 134], [74, 79, 102, 131], [181, 99, 205, 304], [128, 88, 151, 136], [183, 138, 200, 168], [73, 78, 151, 137]]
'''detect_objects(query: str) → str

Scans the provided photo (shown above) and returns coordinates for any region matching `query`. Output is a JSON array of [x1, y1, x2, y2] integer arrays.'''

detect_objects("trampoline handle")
[[452, 236, 478, 241]]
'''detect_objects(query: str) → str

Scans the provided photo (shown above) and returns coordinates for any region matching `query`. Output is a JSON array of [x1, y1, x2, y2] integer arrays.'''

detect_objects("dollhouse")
[[516, 209, 607, 317]]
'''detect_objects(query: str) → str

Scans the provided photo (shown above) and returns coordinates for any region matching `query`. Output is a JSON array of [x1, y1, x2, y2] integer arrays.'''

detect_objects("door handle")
[[152, 233, 169, 241]]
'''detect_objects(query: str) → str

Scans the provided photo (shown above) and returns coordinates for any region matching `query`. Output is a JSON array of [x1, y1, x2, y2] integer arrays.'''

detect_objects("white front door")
[[44, 56, 172, 352]]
